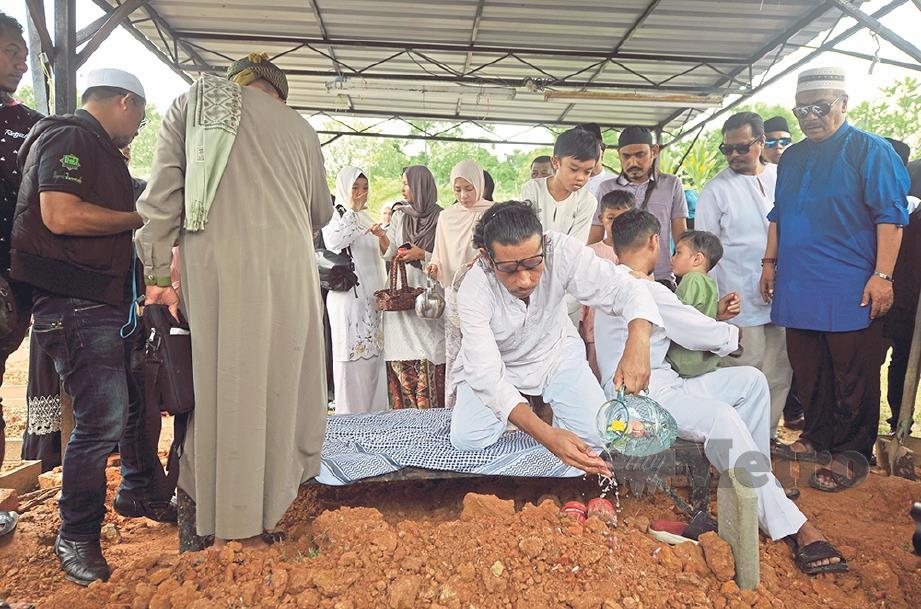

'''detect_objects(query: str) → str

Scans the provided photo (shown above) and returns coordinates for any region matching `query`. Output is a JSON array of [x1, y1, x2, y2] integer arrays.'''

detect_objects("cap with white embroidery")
[[796, 67, 846, 94], [83, 68, 146, 100]]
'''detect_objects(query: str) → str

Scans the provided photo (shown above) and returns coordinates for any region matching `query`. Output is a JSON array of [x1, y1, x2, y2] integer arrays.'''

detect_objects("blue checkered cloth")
[[316, 408, 579, 485]]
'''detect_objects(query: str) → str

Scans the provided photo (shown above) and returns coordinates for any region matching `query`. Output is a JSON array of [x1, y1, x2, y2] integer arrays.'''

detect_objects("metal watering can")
[[415, 278, 445, 319]]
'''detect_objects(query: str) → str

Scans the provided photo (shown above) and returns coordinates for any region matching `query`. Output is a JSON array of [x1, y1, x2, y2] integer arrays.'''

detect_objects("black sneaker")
[[53, 535, 110, 586], [113, 493, 178, 523]]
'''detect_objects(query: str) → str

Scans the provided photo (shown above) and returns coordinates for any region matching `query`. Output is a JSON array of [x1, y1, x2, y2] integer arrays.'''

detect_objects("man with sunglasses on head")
[[10, 68, 147, 585], [759, 67, 910, 492], [762, 116, 792, 165], [696, 112, 792, 444], [449, 200, 662, 476]]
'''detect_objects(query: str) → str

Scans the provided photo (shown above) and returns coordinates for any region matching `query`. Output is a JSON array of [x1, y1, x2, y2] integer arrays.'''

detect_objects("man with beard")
[[0, 11, 42, 550], [695, 112, 792, 442]]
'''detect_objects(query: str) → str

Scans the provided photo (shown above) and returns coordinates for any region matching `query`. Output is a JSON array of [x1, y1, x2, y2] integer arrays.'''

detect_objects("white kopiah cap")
[[796, 66, 846, 94], [83, 68, 146, 100]]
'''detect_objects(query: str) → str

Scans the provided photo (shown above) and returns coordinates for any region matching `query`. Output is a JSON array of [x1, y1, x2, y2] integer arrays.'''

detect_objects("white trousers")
[[609, 367, 806, 541], [332, 355, 388, 414], [451, 336, 605, 453], [720, 323, 792, 438]]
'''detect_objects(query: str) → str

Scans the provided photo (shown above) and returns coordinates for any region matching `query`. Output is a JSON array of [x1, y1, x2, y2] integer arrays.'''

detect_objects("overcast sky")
[[6, 0, 920, 137]]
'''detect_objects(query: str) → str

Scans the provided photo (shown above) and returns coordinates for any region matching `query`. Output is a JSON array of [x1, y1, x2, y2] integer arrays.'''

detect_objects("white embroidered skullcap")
[[83, 68, 146, 100], [796, 66, 846, 94]]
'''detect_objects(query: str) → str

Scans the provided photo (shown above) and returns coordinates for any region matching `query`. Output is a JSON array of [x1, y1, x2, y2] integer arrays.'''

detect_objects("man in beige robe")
[[135, 54, 331, 546]]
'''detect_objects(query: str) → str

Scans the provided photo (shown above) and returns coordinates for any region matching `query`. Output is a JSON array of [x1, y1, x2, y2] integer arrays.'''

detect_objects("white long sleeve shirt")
[[694, 164, 777, 327], [521, 177, 597, 244], [454, 232, 662, 423], [594, 269, 740, 392]]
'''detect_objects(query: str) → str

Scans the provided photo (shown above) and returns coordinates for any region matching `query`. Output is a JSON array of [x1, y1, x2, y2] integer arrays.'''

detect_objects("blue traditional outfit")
[[769, 120, 909, 458]]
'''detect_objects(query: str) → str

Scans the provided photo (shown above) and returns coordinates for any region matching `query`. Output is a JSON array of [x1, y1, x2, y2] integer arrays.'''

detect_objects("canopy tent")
[[21, 0, 919, 146]]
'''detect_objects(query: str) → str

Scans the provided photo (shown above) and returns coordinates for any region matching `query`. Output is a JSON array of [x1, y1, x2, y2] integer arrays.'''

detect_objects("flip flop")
[[786, 538, 849, 575], [808, 468, 857, 493], [771, 440, 824, 464], [261, 528, 288, 545], [0, 511, 19, 537], [0, 601, 35, 609]]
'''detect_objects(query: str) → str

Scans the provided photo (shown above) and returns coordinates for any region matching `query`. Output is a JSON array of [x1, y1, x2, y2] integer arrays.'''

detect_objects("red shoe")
[[560, 501, 587, 523], [586, 498, 616, 524]]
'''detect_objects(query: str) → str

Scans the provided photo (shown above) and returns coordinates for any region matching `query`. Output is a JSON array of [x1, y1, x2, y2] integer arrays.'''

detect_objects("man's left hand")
[[861, 275, 893, 319], [613, 320, 651, 394], [145, 285, 181, 321]]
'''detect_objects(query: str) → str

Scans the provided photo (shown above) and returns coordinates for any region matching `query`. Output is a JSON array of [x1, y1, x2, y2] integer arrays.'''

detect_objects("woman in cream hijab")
[[321, 167, 387, 413], [428, 160, 494, 407]]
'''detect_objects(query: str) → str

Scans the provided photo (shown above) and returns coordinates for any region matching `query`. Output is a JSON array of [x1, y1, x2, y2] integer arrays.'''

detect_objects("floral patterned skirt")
[[386, 359, 446, 409]]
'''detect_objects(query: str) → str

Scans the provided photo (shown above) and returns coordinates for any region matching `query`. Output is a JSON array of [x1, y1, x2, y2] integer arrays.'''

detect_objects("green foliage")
[[849, 77, 921, 158]]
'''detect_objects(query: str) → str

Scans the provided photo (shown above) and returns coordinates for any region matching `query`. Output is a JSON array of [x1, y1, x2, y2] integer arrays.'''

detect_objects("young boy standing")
[[667, 230, 739, 377], [522, 126, 601, 324], [521, 126, 600, 245], [581, 190, 635, 379]]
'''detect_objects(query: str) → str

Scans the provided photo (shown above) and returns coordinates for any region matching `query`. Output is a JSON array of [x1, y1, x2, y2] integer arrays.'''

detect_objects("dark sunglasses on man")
[[488, 245, 546, 274], [718, 138, 760, 156], [764, 137, 792, 148], [792, 96, 843, 119]]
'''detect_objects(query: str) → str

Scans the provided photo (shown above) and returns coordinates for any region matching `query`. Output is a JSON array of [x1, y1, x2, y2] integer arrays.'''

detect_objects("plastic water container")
[[596, 389, 678, 457]]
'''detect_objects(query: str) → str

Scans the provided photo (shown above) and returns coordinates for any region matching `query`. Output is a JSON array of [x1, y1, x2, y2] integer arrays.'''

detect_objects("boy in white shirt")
[[594, 209, 848, 576], [522, 127, 600, 324]]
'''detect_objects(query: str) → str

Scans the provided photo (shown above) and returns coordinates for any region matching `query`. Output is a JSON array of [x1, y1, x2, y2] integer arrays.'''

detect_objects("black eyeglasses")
[[792, 96, 843, 119], [764, 137, 791, 148], [489, 247, 546, 273], [718, 138, 760, 156]]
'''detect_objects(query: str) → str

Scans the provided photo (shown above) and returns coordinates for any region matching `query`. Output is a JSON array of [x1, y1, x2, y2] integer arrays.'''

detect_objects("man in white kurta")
[[136, 61, 331, 542], [695, 112, 792, 438], [594, 210, 848, 572], [450, 201, 661, 475]]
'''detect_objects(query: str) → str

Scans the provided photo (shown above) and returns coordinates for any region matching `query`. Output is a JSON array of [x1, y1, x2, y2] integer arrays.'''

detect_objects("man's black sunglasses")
[[488, 244, 546, 273], [718, 138, 760, 156]]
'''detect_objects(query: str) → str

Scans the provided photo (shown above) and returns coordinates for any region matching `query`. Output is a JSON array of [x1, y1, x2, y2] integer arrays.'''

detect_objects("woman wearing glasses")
[[368, 165, 446, 409], [449, 200, 659, 475]]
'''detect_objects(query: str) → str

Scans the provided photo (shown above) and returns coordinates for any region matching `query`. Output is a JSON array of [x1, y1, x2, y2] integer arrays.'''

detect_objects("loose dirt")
[[1, 465, 919, 609]]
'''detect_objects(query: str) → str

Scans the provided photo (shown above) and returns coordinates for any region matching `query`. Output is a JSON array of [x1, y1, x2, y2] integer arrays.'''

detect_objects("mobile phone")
[[399, 242, 412, 250]]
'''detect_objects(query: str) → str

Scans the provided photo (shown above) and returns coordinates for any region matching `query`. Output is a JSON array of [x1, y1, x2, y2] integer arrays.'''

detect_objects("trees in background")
[[14, 76, 917, 214]]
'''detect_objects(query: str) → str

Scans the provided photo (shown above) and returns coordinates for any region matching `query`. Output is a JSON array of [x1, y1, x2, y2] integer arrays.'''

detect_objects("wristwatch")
[[874, 271, 894, 282]]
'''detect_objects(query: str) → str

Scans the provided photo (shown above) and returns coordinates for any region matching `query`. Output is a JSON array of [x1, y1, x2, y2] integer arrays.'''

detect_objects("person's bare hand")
[[145, 286, 180, 321], [396, 244, 426, 263], [426, 263, 439, 278], [717, 292, 741, 321], [759, 265, 775, 303], [613, 324, 651, 394], [366, 223, 387, 238], [543, 428, 611, 476], [861, 275, 893, 319]]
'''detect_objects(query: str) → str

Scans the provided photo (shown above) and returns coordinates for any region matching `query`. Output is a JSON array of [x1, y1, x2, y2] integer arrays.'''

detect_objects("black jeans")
[[117, 329, 173, 503], [32, 296, 134, 541]]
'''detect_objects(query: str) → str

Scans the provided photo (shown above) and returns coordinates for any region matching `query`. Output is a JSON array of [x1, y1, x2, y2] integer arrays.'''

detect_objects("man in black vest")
[[0, 10, 43, 546], [10, 68, 146, 586]]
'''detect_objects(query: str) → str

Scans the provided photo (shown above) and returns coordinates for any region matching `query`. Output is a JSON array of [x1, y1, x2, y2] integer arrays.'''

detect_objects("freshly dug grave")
[[1, 468, 920, 609]]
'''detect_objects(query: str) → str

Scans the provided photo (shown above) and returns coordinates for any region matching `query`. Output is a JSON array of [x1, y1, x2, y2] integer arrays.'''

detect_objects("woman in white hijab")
[[321, 167, 387, 413], [428, 160, 494, 407]]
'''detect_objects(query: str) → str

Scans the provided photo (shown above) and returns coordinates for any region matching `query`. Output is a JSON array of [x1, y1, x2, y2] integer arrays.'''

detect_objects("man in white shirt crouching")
[[593, 209, 847, 576], [450, 200, 662, 476]]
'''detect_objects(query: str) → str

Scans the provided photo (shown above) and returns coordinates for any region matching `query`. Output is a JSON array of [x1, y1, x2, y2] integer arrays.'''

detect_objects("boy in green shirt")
[[667, 230, 739, 376]]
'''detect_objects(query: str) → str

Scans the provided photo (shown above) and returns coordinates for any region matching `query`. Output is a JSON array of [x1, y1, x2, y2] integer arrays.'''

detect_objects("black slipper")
[[771, 440, 824, 464], [786, 538, 849, 575], [808, 468, 857, 493]]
